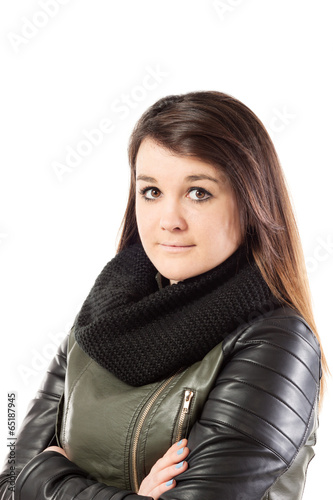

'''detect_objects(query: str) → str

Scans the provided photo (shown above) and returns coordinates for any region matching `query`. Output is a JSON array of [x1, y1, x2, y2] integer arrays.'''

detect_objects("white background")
[[0, 1, 332, 498]]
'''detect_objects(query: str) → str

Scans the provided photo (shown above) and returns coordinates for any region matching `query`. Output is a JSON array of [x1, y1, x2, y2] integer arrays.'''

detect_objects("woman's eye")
[[142, 187, 161, 200], [188, 188, 211, 201], [139, 186, 211, 202]]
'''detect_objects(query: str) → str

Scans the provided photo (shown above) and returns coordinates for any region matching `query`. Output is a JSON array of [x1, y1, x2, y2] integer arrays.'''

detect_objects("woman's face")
[[135, 138, 242, 284]]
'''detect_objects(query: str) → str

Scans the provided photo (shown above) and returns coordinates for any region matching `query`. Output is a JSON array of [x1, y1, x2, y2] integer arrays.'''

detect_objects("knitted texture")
[[74, 242, 281, 386]]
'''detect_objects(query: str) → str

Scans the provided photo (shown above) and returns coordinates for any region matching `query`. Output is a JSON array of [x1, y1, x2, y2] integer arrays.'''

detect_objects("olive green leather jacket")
[[0, 305, 321, 499]]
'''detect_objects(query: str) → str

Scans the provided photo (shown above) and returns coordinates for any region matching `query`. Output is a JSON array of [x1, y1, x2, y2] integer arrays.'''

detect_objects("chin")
[[159, 266, 197, 283]]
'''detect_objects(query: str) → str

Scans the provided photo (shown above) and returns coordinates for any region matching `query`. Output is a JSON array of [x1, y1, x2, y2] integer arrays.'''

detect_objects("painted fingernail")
[[177, 447, 184, 455], [177, 439, 183, 446], [166, 479, 174, 486], [175, 461, 184, 469]]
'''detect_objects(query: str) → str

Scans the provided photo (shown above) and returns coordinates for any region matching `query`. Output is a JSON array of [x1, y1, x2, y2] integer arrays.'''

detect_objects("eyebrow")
[[136, 174, 220, 184]]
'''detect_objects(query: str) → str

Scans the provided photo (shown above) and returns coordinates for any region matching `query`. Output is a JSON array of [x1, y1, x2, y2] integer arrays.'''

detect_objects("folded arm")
[[0, 334, 68, 499], [159, 311, 321, 499], [1, 311, 321, 500], [0, 334, 153, 500]]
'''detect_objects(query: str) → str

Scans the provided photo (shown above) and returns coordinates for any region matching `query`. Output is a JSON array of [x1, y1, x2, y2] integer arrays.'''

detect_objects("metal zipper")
[[131, 368, 183, 493], [175, 390, 194, 443]]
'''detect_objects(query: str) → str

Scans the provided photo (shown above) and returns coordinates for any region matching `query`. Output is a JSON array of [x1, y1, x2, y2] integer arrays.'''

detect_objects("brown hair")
[[116, 90, 328, 403]]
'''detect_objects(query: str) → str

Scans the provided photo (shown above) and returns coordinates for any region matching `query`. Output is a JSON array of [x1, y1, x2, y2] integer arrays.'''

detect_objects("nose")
[[159, 201, 188, 232]]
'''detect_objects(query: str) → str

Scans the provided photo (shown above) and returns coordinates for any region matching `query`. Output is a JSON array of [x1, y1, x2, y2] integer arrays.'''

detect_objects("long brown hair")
[[116, 90, 328, 403]]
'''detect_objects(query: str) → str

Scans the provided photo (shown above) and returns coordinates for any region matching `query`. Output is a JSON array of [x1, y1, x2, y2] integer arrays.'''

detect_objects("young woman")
[[0, 91, 326, 499]]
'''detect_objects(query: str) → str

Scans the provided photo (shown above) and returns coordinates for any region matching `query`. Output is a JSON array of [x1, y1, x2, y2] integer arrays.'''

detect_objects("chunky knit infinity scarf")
[[74, 242, 281, 386]]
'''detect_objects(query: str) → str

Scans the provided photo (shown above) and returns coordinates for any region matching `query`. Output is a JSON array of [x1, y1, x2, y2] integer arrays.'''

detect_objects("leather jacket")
[[0, 305, 321, 499]]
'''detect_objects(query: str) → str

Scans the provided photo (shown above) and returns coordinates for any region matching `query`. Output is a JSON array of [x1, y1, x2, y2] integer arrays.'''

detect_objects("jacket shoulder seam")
[[264, 319, 320, 355], [237, 339, 319, 382], [237, 315, 321, 359]]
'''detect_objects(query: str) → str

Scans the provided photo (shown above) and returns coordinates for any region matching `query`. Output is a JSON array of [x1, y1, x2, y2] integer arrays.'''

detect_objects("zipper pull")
[[182, 390, 194, 414], [175, 390, 195, 443]]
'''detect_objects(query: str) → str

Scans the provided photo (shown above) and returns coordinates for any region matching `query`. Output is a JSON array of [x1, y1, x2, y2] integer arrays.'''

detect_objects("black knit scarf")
[[74, 242, 281, 386]]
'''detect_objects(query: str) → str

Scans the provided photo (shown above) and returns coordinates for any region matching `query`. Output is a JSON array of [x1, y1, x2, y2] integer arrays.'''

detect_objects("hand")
[[43, 446, 69, 459], [138, 439, 189, 500]]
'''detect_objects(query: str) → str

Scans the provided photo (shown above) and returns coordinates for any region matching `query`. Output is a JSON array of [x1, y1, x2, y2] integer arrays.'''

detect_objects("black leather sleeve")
[[0, 334, 152, 500], [13, 452, 151, 500], [159, 309, 321, 500], [0, 334, 68, 499]]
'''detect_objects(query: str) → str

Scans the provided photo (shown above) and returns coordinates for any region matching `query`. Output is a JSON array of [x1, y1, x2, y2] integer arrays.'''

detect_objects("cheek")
[[135, 200, 144, 237], [202, 198, 241, 244], [227, 197, 242, 239], [135, 202, 155, 241]]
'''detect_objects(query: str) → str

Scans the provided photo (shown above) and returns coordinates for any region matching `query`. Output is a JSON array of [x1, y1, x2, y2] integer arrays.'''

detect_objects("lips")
[[159, 243, 195, 254], [160, 243, 194, 247]]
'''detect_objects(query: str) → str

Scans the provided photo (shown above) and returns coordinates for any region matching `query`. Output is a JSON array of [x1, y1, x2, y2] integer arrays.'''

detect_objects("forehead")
[[136, 138, 226, 182]]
